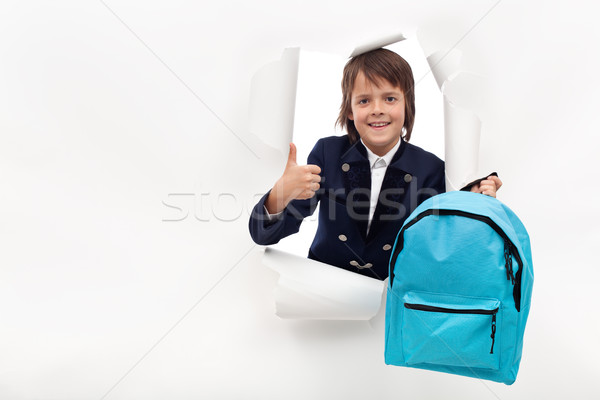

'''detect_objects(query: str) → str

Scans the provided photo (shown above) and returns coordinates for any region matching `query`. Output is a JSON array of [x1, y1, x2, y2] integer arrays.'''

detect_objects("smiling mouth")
[[368, 122, 390, 127]]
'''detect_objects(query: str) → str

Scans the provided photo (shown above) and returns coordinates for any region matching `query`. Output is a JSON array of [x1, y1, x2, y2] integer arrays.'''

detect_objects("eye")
[[386, 96, 397, 102], [358, 99, 368, 105]]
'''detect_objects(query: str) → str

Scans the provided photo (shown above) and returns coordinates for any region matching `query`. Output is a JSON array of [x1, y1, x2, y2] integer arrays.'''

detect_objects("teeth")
[[370, 122, 389, 127]]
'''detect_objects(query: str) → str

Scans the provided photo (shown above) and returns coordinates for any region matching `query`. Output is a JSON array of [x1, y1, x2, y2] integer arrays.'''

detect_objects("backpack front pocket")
[[401, 292, 501, 370]]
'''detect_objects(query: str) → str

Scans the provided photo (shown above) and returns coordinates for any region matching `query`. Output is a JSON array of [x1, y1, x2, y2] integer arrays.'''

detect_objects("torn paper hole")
[[248, 48, 300, 156], [263, 248, 385, 320], [253, 34, 486, 319]]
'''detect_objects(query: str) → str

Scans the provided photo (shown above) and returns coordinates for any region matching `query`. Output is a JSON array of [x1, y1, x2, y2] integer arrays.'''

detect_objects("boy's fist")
[[470, 175, 503, 198]]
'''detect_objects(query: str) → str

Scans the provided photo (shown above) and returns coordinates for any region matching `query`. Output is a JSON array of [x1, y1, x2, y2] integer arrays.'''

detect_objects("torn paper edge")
[[248, 48, 300, 156], [422, 45, 484, 191], [444, 95, 481, 191], [350, 32, 406, 57], [263, 248, 385, 320], [426, 48, 462, 91]]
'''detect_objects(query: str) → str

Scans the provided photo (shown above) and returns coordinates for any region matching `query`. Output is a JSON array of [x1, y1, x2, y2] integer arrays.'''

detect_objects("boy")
[[249, 48, 501, 280]]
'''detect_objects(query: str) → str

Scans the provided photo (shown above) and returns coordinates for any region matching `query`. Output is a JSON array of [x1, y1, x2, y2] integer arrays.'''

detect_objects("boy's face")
[[348, 71, 405, 157]]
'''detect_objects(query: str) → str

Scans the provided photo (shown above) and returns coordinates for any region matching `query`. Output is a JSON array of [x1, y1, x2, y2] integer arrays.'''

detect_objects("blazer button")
[[338, 234, 347, 242], [382, 244, 392, 251], [341, 163, 350, 172], [349, 260, 360, 267], [404, 173, 413, 183]]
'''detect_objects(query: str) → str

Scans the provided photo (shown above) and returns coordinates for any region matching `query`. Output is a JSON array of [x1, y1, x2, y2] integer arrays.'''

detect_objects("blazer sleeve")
[[248, 139, 324, 245], [417, 159, 446, 205], [430, 161, 446, 194]]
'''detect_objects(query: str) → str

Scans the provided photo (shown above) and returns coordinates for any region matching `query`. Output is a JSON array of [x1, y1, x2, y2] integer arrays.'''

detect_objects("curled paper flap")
[[426, 48, 462, 90], [368, 278, 388, 330], [263, 248, 385, 320], [350, 33, 406, 57], [442, 72, 487, 117], [419, 40, 486, 191], [444, 95, 481, 191], [249, 48, 300, 155]]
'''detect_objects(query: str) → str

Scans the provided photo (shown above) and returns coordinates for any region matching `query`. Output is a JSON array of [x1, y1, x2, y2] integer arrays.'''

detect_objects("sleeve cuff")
[[264, 205, 284, 221]]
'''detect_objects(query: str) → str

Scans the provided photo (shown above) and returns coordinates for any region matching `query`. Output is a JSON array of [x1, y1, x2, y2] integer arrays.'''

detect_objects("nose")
[[370, 99, 384, 115]]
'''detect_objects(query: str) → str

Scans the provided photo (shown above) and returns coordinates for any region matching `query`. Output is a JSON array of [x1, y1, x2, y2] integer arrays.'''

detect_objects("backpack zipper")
[[404, 303, 499, 354], [504, 239, 515, 284], [390, 209, 524, 311], [491, 313, 497, 354]]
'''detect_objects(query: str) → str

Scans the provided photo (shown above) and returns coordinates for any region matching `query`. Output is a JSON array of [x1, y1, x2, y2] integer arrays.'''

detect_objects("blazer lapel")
[[340, 140, 371, 241]]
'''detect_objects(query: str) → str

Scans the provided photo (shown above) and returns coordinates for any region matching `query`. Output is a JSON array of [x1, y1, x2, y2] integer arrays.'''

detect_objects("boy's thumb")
[[287, 143, 297, 166]]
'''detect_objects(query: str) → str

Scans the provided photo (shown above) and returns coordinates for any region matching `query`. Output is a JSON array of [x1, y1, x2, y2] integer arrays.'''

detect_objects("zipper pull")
[[490, 313, 497, 354], [504, 240, 515, 284]]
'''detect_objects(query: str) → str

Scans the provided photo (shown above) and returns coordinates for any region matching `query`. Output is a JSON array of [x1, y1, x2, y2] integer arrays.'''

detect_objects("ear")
[[347, 112, 354, 121]]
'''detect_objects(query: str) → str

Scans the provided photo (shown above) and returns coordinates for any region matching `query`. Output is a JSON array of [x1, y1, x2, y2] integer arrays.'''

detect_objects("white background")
[[1, 1, 599, 399]]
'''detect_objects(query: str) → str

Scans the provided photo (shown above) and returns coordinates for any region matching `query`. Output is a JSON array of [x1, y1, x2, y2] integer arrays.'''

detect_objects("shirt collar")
[[361, 138, 402, 169]]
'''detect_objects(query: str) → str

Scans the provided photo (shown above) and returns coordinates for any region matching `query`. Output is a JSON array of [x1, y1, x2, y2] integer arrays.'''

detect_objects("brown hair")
[[336, 48, 416, 143]]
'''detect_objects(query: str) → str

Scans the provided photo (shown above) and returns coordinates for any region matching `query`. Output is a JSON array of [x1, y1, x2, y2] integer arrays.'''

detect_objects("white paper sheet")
[[350, 33, 406, 57], [262, 248, 385, 320], [248, 48, 300, 155]]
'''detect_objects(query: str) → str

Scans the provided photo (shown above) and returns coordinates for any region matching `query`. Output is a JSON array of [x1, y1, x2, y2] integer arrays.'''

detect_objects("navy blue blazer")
[[249, 135, 445, 280]]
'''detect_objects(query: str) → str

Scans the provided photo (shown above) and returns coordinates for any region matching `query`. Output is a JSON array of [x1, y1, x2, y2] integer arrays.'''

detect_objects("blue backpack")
[[384, 191, 533, 385]]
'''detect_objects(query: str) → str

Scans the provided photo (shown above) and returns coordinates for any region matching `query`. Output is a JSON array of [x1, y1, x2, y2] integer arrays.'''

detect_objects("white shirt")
[[362, 138, 402, 234]]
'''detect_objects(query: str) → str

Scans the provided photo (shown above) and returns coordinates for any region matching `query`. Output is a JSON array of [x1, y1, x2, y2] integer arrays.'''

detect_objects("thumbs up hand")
[[265, 143, 322, 214], [282, 143, 322, 199]]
